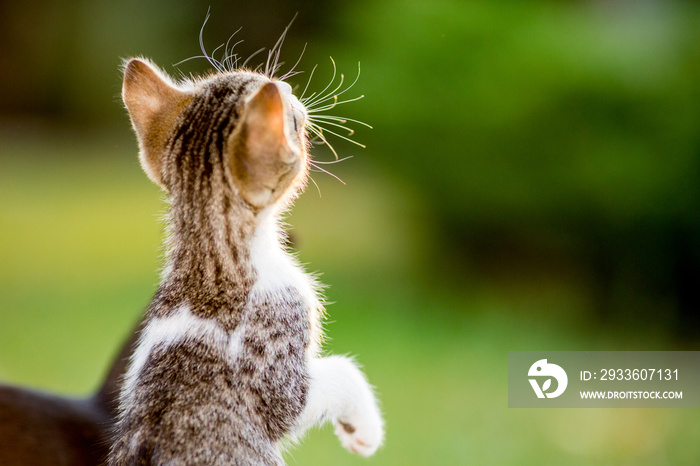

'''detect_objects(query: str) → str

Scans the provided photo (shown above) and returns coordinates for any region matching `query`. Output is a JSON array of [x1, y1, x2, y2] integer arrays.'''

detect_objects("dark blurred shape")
[[0, 387, 109, 465], [0, 323, 139, 465]]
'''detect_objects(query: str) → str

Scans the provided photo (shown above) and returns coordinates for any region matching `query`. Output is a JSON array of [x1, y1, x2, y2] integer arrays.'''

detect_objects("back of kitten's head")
[[122, 58, 309, 210]]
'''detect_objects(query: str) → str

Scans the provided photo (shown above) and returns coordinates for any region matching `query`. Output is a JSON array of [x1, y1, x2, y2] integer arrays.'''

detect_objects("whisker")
[[173, 67, 188, 81], [265, 14, 298, 78], [307, 173, 323, 197], [222, 28, 243, 71], [173, 55, 212, 68], [281, 70, 303, 81], [303, 70, 349, 109], [304, 62, 362, 110], [199, 9, 224, 73], [269, 34, 285, 76], [299, 64, 318, 101], [307, 95, 365, 113], [225, 29, 243, 53], [307, 124, 340, 159], [303, 72, 345, 109], [210, 42, 227, 63], [279, 42, 307, 82], [330, 61, 362, 101], [308, 114, 373, 129], [242, 48, 266, 69], [308, 119, 356, 136], [298, 58, 369, 162], [309, 161, 347, 185], [307, 135, 325, 145], [307, 156, 353, 164], [222, 41, 243, 71], [310, 125, 366, 148], [301, 57, 337, 106]]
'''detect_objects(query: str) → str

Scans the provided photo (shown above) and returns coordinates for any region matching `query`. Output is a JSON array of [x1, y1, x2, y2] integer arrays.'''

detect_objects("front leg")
[[293, 355, 384, 456]]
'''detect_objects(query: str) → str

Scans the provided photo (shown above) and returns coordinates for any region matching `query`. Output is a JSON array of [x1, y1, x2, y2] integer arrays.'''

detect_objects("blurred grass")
[[0, 129, 161, 391], [1, 130, 699, 465]]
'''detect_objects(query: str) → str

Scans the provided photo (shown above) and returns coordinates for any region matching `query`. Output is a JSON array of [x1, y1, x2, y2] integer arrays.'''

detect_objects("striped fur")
[[109, 59, 383, 465]]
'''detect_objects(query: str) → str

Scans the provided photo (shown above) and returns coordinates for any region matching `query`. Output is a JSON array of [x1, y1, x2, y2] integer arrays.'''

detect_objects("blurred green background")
[[1, 0, 699, 464]]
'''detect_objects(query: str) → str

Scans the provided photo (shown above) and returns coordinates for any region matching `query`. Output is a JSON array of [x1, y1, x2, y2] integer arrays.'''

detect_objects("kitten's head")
[[122, 58, 309, 211]]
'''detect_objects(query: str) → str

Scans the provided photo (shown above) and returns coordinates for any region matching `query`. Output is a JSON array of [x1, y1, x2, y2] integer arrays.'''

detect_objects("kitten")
[[108, 58, 384, 464]]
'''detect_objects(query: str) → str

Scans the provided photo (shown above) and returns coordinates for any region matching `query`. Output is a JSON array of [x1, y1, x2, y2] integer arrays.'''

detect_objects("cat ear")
[[228, 82, 302, 209], [122, 58, 192, 188]]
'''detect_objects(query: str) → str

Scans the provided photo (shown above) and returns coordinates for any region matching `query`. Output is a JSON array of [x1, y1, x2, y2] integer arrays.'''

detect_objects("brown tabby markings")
[[152, 76, 262, 332], [109, 63, 312, 465]]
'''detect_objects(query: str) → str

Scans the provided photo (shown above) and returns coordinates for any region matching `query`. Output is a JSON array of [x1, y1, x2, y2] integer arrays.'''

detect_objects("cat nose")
[[276, 81, 293, 96]]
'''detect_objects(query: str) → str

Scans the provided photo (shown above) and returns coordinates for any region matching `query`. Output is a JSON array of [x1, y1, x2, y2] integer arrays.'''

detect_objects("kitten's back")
[[0, 325, 139, 465]]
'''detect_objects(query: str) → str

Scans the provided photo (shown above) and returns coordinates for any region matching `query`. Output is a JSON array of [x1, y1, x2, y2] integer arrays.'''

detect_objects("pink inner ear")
[[247, 82, 286, 143], [122, 58, 191, 190]]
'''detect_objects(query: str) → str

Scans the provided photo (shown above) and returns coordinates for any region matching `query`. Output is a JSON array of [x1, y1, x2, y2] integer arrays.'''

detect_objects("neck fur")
[[151, 187, 279, 331]]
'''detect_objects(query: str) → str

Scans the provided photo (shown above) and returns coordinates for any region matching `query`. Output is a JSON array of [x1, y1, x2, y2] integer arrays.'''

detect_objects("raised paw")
[[334, 409, 384, 457]]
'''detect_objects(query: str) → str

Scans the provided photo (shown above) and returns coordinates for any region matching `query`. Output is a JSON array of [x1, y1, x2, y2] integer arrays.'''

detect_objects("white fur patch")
[[249, 207, 318, 306], [249, 207, 324, 356], [121, 305, 243, 406], [292, 355, 384, 456]]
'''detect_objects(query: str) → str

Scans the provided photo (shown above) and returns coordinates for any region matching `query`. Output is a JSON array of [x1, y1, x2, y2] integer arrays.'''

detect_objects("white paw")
[[334, 406, 384, 457]]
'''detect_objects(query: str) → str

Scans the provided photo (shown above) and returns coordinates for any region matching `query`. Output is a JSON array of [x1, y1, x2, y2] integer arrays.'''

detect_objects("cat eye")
[[291, 107, 306, 133]]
